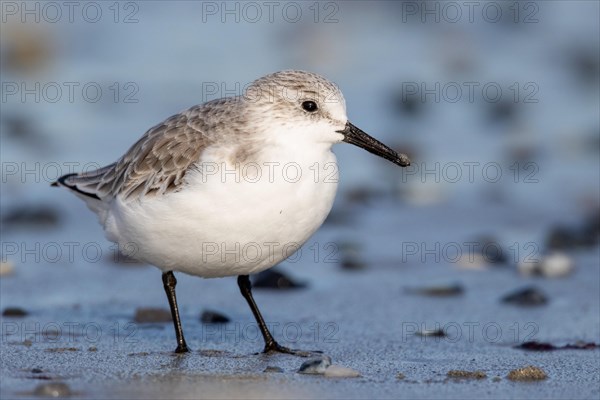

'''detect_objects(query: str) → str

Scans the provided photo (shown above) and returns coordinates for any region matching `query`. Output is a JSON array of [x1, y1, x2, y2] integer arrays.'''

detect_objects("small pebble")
[[569, 47, 600, 85], [133, 308, 172, 323], [566, 341, 599, 350], [200, 310, 230, 324], [33, 382, 72, 397], [488, 100, 517, 124], [456, 254, 487, 270], [546, 226, 578, 250], [501, 286, 548, 306], [545, 218, 599, 250], [516, 260, 539, 277], [2, 206, 60, 230], [474, 235, 507, 265], [516, 341, 556, 351], [128, 352, 150, 357], [0, 260, 15, 276], [401, 181, 447, 206], [446, 370, 487, 379], [396, 373, 406, 380], [408, 283, 464, 297], [391, 88, 422, 117], [539, 252, 574, 278], [263, 366, 284, 373], [88, 346, 98, 352], [45, 347, 78, 353], [416, 329, 446, 337], [298, 356, 332, 375], [581, 210, 600, 244], [337, 242, 366, 270], [324, 365, 361, 378], [2, 307, 28, 317], [518, 252, 574, 278], [253, 269, 305, 290], [516, 340, 599, 351], [2, 28, 53, 74], [507, 366, 547, 381], [340, 257, 366, 271], [344, 187, 385, 205]]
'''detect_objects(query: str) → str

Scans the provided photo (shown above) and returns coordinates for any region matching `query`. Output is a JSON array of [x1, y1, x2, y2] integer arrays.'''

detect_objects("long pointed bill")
[[338, 122, 410, 167]]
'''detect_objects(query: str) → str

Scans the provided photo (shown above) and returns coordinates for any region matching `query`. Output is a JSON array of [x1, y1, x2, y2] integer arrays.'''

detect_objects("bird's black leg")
[[237, 275, 315, 357], [162, 271, 189, 353]]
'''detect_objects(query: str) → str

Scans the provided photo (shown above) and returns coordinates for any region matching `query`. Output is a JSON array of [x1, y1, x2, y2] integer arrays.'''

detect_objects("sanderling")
[[53, 70, 410, 355]]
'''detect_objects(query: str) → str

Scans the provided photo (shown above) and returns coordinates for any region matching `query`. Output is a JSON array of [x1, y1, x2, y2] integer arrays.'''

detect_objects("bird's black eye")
[[302, 100, 318, 112]]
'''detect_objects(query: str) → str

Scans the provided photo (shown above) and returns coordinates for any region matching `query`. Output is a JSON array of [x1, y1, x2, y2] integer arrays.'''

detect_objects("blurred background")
[[0, 1, 599, 398]]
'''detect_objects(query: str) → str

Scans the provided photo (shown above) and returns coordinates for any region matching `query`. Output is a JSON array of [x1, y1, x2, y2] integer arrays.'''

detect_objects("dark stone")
[[579, 212, 600, 247], [340, 257, 366, 271], [200, 310, 230, 324], [546, 226, 579, 250], [2, 307, 28, 317], [264, 366, 284, 373], [338, 241, 365, 271], [408, 283, 464, 297], [570, 48, 600, 85], [546, 218, 600, 251], [3, 115, 35, 139], [391, 89, 423, 117], [252, 269, 306, 290], [488, 100, 517, 123], [516, 340, 599, 351], [475, 235, 507, 264], [2, 206, 60, 230], [344, 187, 386, 206], [416, 329, 446, 337], [516, 341, 556, 351], [501, 286, 548, 306]]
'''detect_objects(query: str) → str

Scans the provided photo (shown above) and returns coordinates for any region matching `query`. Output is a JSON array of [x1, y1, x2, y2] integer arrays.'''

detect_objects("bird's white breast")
[[104, 144, 339, 278]]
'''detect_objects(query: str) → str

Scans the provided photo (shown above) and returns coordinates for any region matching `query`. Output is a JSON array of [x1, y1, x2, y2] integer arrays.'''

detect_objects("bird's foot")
[[262, 341, 322, 357], [174, 343, 190, 354]]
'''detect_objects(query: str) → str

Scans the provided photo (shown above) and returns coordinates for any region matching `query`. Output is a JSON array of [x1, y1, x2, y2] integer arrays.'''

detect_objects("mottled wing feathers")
[[104, 112, 208, 199], [57, 108, 211, 201]]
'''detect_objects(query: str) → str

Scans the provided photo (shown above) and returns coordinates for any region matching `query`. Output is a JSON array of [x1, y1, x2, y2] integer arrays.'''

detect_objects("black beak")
[[338, 122, 410, 167]]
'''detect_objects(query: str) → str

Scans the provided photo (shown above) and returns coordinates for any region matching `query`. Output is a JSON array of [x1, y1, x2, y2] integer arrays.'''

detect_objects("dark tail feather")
[[52, 173, 101, 200]]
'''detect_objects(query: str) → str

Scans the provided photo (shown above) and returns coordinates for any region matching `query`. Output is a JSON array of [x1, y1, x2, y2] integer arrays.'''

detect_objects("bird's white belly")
[[104, 153, 339, 277]]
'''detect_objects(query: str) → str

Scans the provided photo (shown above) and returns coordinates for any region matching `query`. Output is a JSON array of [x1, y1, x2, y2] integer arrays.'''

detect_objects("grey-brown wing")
[[58, 110, 211, 201]]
